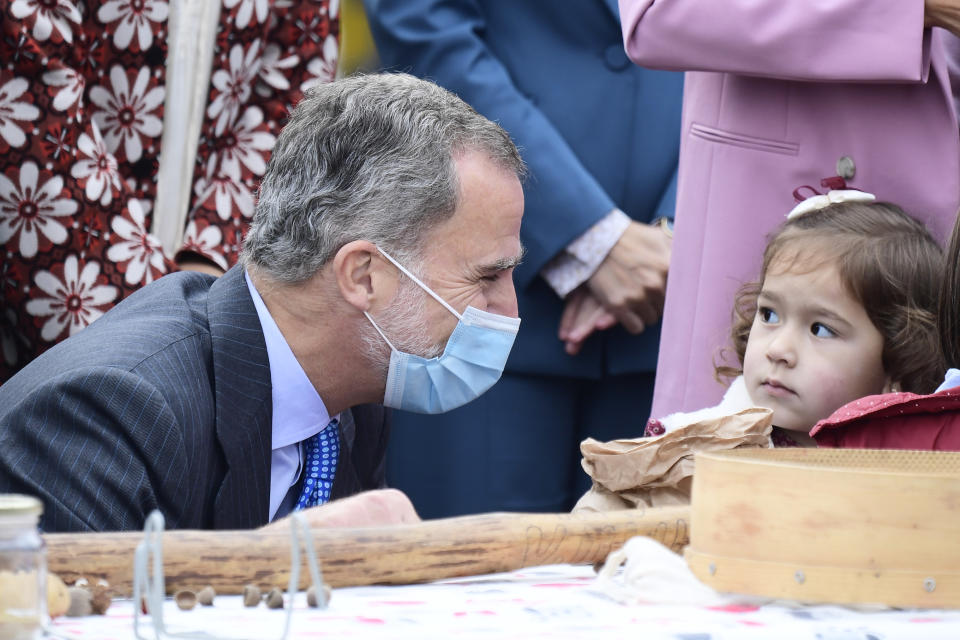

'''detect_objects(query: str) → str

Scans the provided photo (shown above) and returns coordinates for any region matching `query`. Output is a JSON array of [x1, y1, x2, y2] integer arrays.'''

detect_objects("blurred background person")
[[1, 0, 341, 381], [362, 0, 682, 517]]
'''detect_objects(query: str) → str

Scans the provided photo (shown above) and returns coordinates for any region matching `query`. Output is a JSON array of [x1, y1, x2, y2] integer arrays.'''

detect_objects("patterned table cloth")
[[49, 564, 960, 639]]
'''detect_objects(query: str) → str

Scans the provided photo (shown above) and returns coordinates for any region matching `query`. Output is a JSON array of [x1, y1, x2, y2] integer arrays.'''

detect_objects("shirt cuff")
[[541, 209, 631, 297]]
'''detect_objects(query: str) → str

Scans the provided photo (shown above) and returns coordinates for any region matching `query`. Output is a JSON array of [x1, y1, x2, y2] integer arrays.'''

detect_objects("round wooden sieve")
[[685, 448, 960, 607]]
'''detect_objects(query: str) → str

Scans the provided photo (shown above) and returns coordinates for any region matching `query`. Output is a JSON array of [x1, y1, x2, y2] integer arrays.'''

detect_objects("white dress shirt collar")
[[244, 271, 336, 519]]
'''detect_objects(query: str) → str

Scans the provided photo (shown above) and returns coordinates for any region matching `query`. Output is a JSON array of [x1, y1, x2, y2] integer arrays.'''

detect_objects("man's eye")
[[481, 273, 500, 283], [811, 322, 836, 338], [758, 307, 779, 323]]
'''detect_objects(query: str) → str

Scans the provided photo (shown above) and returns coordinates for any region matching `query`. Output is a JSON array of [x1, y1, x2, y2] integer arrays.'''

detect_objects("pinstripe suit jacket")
[[0, 267, 390, 532]]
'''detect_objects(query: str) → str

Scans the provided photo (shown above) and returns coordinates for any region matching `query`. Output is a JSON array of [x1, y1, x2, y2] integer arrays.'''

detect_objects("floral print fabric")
[[0, 0, 339, 381]]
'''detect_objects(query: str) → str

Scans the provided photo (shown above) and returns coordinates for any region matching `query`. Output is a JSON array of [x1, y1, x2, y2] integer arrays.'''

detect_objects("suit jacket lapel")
[[330, 408, 357, 500], [207, 266, 273, 528]]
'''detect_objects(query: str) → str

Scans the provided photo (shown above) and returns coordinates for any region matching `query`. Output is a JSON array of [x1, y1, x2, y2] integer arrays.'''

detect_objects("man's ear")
[[882, 377, 902, 394], [331, 240, 397, 312]]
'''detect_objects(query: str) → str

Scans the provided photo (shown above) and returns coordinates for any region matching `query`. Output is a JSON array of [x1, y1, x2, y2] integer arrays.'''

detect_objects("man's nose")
[[490, 276, 519, 318]]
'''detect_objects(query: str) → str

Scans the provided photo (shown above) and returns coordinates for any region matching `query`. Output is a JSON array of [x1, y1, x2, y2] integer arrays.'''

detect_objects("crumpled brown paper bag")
[[574, 407, 773, 512]]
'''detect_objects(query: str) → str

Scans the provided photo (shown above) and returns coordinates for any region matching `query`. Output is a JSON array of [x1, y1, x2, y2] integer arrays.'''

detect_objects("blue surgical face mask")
[[363, 248, 521, 414]]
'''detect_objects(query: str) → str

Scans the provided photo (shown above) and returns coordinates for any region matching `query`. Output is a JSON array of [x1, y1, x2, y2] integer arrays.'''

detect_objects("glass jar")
[[0, 495, 45, 640]]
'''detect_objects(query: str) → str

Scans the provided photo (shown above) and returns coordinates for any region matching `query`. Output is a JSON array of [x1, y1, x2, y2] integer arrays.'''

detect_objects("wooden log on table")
[[45, 506, 690, 595]]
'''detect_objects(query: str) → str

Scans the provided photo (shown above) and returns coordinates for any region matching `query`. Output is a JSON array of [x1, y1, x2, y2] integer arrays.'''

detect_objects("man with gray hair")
[[0, 73, 526, 533]]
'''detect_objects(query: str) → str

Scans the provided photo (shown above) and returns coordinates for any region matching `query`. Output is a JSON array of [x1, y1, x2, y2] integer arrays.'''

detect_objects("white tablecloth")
[[49, 564, 960, 639]]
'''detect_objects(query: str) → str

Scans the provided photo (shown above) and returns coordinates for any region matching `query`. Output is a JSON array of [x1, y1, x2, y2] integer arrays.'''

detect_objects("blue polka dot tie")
[[294, 418, 340, 510]]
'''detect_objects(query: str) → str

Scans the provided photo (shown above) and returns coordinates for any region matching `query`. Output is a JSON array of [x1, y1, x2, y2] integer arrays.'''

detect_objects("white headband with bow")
[[787, 189, 876, 220]]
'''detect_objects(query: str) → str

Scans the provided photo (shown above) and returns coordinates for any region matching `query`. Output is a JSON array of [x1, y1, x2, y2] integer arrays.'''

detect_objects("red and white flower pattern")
[[106, 199, 168, 285], [194, 171, 254, 222], [0, 161, 77, 258], [1, 0, 339, 380], [208, 40, 262, 136], [257, 43, 299, 95], [25, 255, 119, 342], [212, 106, 275, 178], [223, 0, 268, 29], [89, 65, 164, 162], [0, 76, 41, 149], [181, 220, 228, 271], [10, 0, 82, 44], [300, 35, 339, 92], [42, 67, 86, 116], [97, 0, 170, 52], [71, 124, 123, 205]]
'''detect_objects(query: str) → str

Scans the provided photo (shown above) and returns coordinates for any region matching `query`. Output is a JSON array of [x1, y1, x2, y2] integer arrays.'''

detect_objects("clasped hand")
[[925, 0, 960, 34], [558, 220, 671, 355]]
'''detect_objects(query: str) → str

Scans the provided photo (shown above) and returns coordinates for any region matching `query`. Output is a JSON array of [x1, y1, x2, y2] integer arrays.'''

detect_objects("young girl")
[[576, 192, 944, 511], [811, 203, 960, 449], [647, 193, 944, 446]]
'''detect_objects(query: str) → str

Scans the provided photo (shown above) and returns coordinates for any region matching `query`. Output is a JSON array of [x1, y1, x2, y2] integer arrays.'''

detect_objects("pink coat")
[[619, 0, 960, 415]]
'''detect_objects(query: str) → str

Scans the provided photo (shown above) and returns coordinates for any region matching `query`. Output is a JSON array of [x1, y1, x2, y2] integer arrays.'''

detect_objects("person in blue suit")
[[363, 0, 683, 516]]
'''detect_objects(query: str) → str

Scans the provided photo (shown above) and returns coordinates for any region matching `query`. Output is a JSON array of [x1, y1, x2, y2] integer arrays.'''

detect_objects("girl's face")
[[742, 258, 892, 434]]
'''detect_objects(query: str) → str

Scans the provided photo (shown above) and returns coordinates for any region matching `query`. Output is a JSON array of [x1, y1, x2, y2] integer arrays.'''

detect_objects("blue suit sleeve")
[[363, 0, 619, 292], [654, 165, 678, 221], [0, 369, 183, 532]]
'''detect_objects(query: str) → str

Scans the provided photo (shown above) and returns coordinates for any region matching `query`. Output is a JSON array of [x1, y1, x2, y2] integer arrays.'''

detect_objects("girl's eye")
[[811, 322, 836, 338], [758, 307, 779, 323]]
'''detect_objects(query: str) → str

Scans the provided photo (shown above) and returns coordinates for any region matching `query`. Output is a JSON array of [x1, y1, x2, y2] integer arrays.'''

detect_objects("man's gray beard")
[[359, 278, 448, 377]]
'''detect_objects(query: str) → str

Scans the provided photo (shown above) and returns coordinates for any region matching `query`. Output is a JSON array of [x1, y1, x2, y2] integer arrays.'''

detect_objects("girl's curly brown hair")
[[939, 211, 960, 370], [716, 201, 945, 394]]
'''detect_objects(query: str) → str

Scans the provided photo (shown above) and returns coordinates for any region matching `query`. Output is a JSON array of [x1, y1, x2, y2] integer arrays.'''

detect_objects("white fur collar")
[[658, 376, 754, 433]]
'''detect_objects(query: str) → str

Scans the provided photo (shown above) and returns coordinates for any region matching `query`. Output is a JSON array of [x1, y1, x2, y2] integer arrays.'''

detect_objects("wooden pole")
[[45, 507, 690, 595]]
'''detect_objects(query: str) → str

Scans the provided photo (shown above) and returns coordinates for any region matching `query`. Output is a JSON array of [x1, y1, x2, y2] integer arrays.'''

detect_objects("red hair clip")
[[792, 176, 850, 203]]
